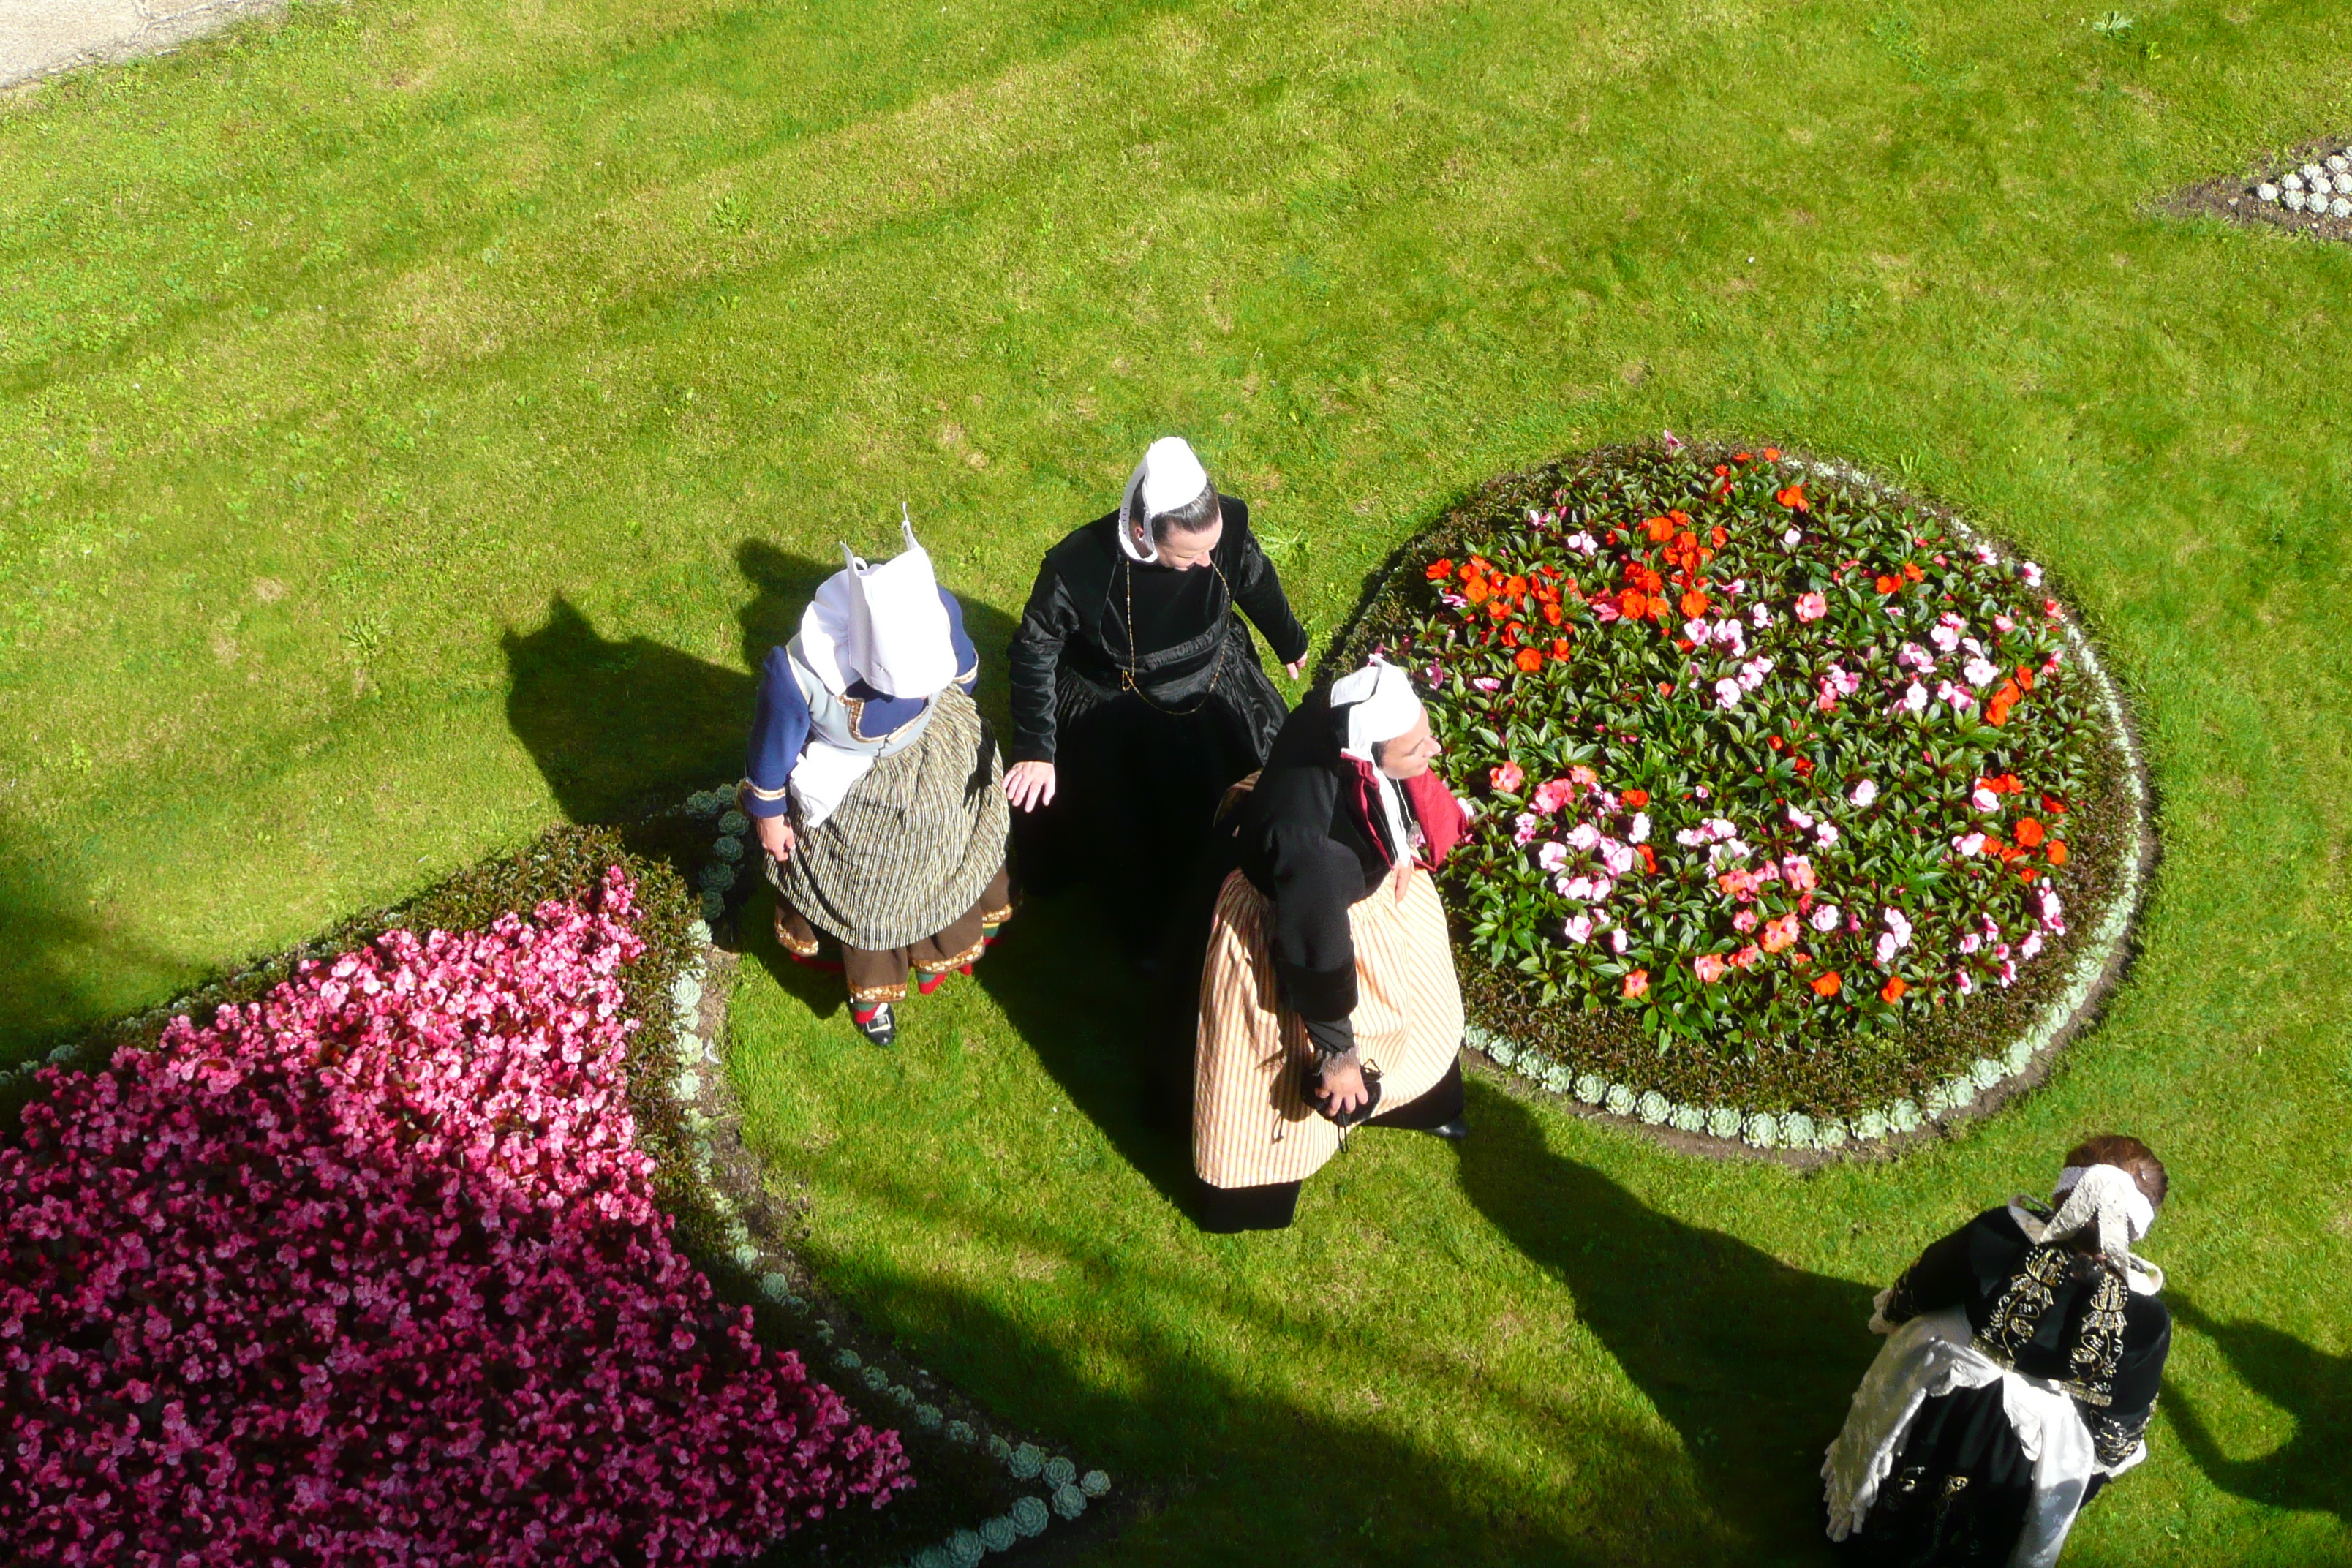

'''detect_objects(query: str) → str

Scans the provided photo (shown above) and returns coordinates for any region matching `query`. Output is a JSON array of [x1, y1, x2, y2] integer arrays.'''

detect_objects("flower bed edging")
[[675, 790, 1120, 1566], [1331, 444, 2155, 1161]]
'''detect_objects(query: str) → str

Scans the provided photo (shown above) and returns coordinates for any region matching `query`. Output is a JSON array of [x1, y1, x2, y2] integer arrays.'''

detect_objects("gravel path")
[[1, 0, 284, 90]]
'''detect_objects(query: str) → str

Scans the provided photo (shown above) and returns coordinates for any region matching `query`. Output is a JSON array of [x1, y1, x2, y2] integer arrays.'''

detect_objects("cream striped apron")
[[1193, 862, 1465, 1190]]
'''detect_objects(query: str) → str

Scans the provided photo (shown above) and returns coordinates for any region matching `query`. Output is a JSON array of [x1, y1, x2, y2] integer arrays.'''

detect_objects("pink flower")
[[1810, 905, 1842, 932], [1728, 945, 1762, 970], [1795, 592, 1828, 622], [1850, 778, 1878, 808], [1490, 761, 1526, 793], [1780, 855, 1817, 892], [1537, 842, 1569, 872], [1473, 676, 1502, 692], [1513, 812, 1542, 846], [1714, 678, 1743, 710], [1693, 954, 1729, 984], [1532, 778, 1580, 815], [1732, 910, 1760, 933], [1567, 822, 1600, 851], [1564, 914, 1594, 944]]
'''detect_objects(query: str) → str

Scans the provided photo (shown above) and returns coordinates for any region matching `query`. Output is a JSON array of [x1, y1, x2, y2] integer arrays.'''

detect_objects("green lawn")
[[4, 0, 2351, 1560]]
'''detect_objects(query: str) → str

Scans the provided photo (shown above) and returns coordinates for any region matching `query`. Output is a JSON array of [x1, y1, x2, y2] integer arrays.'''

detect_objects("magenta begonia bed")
[[0, 866, 908, 1567]]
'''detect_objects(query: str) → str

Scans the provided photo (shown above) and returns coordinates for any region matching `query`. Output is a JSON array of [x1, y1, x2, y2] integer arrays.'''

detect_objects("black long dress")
[[1844, 1205, 2171, 1567], [1007, 500, 1308, 959]]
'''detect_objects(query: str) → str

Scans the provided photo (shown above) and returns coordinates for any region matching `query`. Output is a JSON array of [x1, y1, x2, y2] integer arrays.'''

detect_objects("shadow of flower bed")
[[0, 824, 1108, 1567], [1325, 441, 2149, 1152]]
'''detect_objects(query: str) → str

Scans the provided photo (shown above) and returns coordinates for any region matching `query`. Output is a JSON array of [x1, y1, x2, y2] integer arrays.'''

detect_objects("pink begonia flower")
[[1850, 778, 1879, 809], [1930, 615, 1962, 652], [1974, 543, 1999, 565], [1795, 591, 1828, 622], [1714, 619, 1748, 655], [1897, 641, 1936, 674], [1714, 678, 1743, 710], [1998, 959, 2020, 987], [1725, 579, 1746, 598], [1424, 664, 1447, 687], [1627, 813, 1651, 845], [1874, 932, 1901, 966], [0, 869, 909, 1566], [1683, 617, 1712, 644], [1936, 680, 1975, 709], [1728, 944, 1762, 970], [1786, 804, 1814, 830], [1594, 599, 1623, 624], [1566, 531, 1599, 556], [1963, 656, 1999, 688], [1994, 613, 2016, 633], [1960, 931, 1982, 954], [1491, 761, 1526, 792], [1733, 910, 1760, 933], [1600, 840, 1635, 878], [1587, 875, 1616, 902], [1513, 812, 1542, 847], [1567, 822, 1600, 851], [1736, 656, 1774, 692], [2020, 560, 2043, 587], [1564, 914, 1594, 944], [1474, 676, 1503, 692], [1955, 970, 1975, 996], [1537, 842, 1569, 872], [1693, 954, 1729, 983], [1559, 875, 1594, 901], [1971, 784, 1999, 811], [1533, 778, 1580, 815], [1815, 821, 1840, 848], [1810, 905, 1842, 932], [1884, 908, 1914, 946], [1953, 832, 1987, 856]]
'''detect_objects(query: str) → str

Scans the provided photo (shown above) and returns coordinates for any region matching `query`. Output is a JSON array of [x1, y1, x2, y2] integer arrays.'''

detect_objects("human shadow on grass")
[[1458, 1086, 1874, 1561], [2164, 1295, 2352, 1522], [790, 1160, 1727, 1567]]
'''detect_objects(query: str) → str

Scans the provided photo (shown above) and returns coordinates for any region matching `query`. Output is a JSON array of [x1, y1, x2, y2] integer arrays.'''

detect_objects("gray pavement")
[[1, 0, 287, 90]]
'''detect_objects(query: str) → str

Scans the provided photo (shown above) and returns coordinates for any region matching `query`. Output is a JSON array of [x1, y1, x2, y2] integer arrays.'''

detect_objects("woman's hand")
[[1284, 658, 1306, 679], [1004, 760, 1058, 812], [754, 813, 797, 862], [1313, 1056, 1369, 1117]]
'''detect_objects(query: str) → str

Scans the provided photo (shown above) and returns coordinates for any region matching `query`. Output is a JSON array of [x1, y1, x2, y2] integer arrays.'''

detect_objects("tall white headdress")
[[796, 510, 958, 698], [1117, 437, 1213, 563]]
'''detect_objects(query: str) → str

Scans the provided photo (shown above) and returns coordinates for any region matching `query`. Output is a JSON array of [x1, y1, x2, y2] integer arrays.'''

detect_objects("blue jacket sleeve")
[[742, 645, 811, 820], [942, 588, 979, 695]]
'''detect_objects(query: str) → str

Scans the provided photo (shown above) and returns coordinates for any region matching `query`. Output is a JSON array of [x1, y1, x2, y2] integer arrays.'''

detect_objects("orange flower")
[[1543, 602, 1565, 627], [1710, 525, 1727, 548], [1569, 765, 1599, 785], [1902, 562, 1924, 583], [1658, 682, 1676, 697], [1464, 576, 1490, 605], [1550, 638, 1573, 660], [2014, 818, 2046, 848], [1622, 788, 1650, 808], [1506, 575, 1529, 597], [1636, 843, 1657, 875], [1621, 969, 1650, 1000], [2016, 665, 2036, 693], [1643, 514, 1676, 543], [1694, 954, 1729, 984], [1679, 589, 1711, 619], [2019, 866, 2040, 883], [1514, 647, 1545, 673], [1733, 451, 1753, 462], [1621, 589, 1650, 619], [1811, 971, 1842, 998], [1775, 483, 1809, 512], [2046, 840, 2069, 867], [1874, 574, 1901, 595], [1635, 566, 1665, 592], [1425, 559, 1455, 581], [1459, 561, 1481, 581], [1488, 599, 1509, 622], [1763, 446, 1782, 460], [1760, 913, 1801, 954], [2041, 793, 2068, 815], [1880, 976, 1907, 1003]]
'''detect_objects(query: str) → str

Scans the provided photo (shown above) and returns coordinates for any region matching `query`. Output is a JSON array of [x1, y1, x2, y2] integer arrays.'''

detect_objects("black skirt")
[[1836, 1383, 2054, 1567], [1012, 622, 1285, 958]]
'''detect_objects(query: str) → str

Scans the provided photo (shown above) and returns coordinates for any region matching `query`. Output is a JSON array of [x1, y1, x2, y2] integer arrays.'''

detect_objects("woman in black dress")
[[1823, 1134, 2172, 1568], [1005, 437, 1309, 960]]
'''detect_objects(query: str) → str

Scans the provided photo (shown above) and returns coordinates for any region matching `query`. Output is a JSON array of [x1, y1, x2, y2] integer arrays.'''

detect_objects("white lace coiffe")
[[1117, 437, 1213, 563], [2013, 1163, 2163, 1295]]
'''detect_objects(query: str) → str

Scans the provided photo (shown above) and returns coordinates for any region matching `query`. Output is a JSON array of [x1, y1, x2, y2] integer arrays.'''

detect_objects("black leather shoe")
[[1423, 1118, 1471, 1141], [856, 1003, 897, 1047]]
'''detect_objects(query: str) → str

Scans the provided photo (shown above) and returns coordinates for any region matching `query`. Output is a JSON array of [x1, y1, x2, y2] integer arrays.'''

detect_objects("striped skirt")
[[1194, 865, 1465, 1191]]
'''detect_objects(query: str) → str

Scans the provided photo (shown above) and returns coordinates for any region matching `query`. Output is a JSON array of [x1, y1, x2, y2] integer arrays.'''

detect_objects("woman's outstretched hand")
[[1313, 1057, 1369, 1118], [1004, 760, 1058, 812], [754, 813, 797, 862]]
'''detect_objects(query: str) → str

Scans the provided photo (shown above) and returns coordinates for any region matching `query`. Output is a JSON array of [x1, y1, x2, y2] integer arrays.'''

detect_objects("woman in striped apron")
[[1192, 657, 1471, 1232], [740, 519, 1011, 1047]]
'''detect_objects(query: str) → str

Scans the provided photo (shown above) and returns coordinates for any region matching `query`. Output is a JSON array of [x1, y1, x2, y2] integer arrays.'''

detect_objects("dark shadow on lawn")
[[2165, 1295, 2352, 1522], [1458, 1085, 1874, 1561], [0, 821, 201, 1067]]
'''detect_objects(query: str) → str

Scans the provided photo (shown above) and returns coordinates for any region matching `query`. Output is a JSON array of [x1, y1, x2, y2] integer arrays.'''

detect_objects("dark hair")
[[1131, 480, 1220, 546], [2062, 1133, 2167, 1210], [1368, 736, 1390, 769]]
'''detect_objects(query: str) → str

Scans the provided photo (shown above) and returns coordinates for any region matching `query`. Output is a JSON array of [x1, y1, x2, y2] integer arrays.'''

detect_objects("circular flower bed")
[[0, 868, 908, 1565], [1337, 442, 2145, 1145]]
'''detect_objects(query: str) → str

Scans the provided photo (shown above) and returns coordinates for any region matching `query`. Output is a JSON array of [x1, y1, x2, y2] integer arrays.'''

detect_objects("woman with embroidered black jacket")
[[1823, 1135, 2173, 1568], [1003, 437, 1308, 960]]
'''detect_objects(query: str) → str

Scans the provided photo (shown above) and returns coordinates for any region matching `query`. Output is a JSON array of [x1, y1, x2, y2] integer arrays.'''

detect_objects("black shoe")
[[1423, 1118, 1471, 1141], [856, 1003, 897, 1047]]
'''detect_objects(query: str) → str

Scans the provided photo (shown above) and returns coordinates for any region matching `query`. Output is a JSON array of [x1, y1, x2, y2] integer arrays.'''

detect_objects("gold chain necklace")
[[1118, 554, 1235, 715]]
